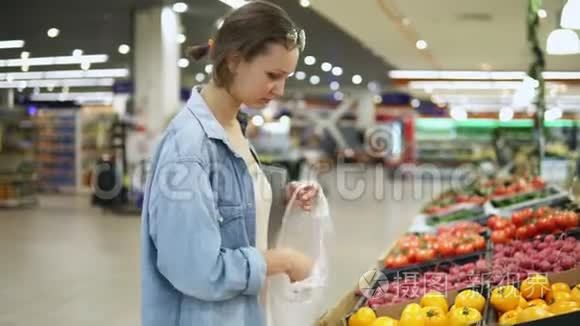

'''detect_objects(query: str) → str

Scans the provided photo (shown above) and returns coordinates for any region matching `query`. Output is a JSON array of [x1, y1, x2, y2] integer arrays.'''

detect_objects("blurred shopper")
[[141, 2, 318, 326]]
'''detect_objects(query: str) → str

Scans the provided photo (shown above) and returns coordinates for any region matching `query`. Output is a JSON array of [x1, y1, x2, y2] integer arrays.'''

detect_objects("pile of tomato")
[[485, 176, 546, 197], [384, 227, 486, 269], [489, 207, 579, 244]]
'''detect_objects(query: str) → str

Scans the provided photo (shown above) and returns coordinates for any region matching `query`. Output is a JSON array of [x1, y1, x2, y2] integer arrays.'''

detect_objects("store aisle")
[[0, 166, 434, 326]]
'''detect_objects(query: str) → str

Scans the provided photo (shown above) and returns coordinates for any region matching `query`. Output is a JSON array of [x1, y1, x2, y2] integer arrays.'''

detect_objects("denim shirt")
[[141, 88, 268, 326]]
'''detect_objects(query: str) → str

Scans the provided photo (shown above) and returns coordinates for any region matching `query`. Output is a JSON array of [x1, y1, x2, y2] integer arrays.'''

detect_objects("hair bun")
[[188, 44, 210, 61]]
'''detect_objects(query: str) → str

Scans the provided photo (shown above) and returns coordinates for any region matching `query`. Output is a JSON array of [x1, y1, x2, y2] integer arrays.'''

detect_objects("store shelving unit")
[[0, 108, 38, 208]]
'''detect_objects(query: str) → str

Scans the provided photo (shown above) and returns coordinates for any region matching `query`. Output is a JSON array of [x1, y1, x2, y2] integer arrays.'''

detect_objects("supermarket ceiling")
[[310, 0, 580, 71], [0, 0, 393, 90]]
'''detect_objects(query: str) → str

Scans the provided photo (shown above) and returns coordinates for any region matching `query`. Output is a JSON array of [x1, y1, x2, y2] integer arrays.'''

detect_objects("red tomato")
[[415, 248, 436, 263], [473, 236, 486, 251], [558, 212, 578, 229], [537, 216, 557, 233], [535, 207, 547, 219], [505, 223, 516, 238], [531, 176, 545, 189], [405, 248, 418, 263], [455, 243, 475, 255], [488, 215, 501, 230], [494, 186, 508, 196], [526, 223, 539, 238], [437, 240, 456, 257], [385, 254, 410, 268], [516, 226, 529, 239], [494, 218, 510, 230], [456, 194, 470, 203], [491, 230, 510, 244], [512, 211, 530, 227]]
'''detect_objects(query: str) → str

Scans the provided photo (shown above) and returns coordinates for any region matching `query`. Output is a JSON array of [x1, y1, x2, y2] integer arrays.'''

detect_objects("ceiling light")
[[195, 73, 205, 82], [546, 29, 580, 55], [118, 44, 131, 55], [295, 71, 306, 80], [321, 62, 332, 72], [72, 49, 83, 57], [499, 107, 514, 121], [0, 78, 115, 89], [0, 54, 109, 68], [178, 58, 189, 68], [172, 2, 188, 13], [416, 40, 428, 50], [47, 28, 60, 38], [480, 63, 492, 71], [309, 75, 320, 85], [219, 0, 249, 9], [561, 0, 580, 29], [21, 65, 29, 72], [20, 51, 30, 59], [0, 40, 25, 49], [251, 115, 264, 126], [330, 81, 340, 91], [177, 33, 186, 44], [352, 74, 363, 85], [537, 9, 548, 19], [304, 56, 316, 65], [331, 66, 343, 76], [299, 0, 311, 8], [333, 91, 344, 101], [81, 62, 91, 71], [367, 81, 381, 93], [205, 64, 213, 74], [450, 106, 468, 121], [410, 99, 421, 108], [373, 95, 383, 104]]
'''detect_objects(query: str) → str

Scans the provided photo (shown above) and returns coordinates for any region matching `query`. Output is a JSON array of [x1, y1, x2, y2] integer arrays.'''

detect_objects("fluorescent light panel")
[[0, 40, 25, 49], [0, 78, 115, 89], [0, 68, 129, 81], [31, 92, 114, 102], [218, 0, 248, 8], [0, 54, 108, 67], [390, 70, 580, 80]]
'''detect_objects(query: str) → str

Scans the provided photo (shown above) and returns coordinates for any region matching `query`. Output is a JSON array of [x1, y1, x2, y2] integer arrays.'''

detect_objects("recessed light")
[[47, 28, 60, 38], [20, 51, 30, 59], [73, 49, 83, 57], [538, 9, 547, 19], [178, 58, 189, 68], [321, 62, 332, 72], [304, 56, 316, 65], [295, 71, 306, 80], [330, 81, 340, 91], [177, 34, 186, 44], [299, 0, 311, 8], [332, 66, 343, 76], [81, 62, 91, 71], [352, 74, 363, 85], [310, 75, 320, 85], [195, 73, 206, 82], [118, 44, 131, 55], [416, 40, 428, 50], [205, 64, 213, 74], [172, 2, 188, 13]]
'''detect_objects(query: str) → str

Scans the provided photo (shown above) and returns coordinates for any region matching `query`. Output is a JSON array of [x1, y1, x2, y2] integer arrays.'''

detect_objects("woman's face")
[[229, 43, 299, 109]]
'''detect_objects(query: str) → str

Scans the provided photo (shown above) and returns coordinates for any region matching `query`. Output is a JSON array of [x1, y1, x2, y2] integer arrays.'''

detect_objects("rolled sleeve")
[[240, 247, 267, 296]]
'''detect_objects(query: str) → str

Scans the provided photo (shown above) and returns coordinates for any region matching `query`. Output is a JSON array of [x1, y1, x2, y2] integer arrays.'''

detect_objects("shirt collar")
[[186, 86, 248, 140]]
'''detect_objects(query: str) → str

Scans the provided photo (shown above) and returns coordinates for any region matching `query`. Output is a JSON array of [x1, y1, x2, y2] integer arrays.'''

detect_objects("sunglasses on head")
[[286, 28, 306, 52]]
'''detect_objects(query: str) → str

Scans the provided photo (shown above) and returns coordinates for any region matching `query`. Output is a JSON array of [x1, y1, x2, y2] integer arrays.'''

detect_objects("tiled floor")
[[0, 166, 439, 326]]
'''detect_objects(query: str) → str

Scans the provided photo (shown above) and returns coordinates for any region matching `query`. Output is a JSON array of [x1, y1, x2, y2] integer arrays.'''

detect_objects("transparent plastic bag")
[[267, 183, 332, 326]]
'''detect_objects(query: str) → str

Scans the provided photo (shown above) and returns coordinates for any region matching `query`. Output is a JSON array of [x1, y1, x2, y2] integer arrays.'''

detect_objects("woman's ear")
[[227, 52, 242, 74]]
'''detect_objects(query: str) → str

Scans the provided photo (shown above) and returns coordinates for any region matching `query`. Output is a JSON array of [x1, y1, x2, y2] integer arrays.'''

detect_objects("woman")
[[141, 2, 317, 325]]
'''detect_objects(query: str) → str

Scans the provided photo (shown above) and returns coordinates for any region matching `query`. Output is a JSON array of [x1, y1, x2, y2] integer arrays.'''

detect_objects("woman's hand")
[[285, 181, 319, 212], [264, 248, 314, 282]]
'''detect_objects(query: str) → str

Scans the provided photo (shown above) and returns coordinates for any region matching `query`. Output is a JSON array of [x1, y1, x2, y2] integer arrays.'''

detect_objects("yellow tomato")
[[551, 282, 571, 294], [421, 307, 447, 326], [420, 291, 449, 313], [516, 306, 554, 323], [399, 303, 425, 326], [498, 309, 519, 326], [491, 285, 521, 313], [454, 290, 486, 313], [371, 316, 399, 326], [349, 307, 377, 326], [448, 306, 482, 326], [548, 300, 580, 315], [520, 274, 550, 300], [518, 296, 528, 309], [572, 285, 580, 304], [526, 299, 548, 309]]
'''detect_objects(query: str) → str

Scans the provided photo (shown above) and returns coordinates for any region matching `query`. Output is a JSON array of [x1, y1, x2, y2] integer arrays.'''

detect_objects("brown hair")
[[188, 1, 303, 88]]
